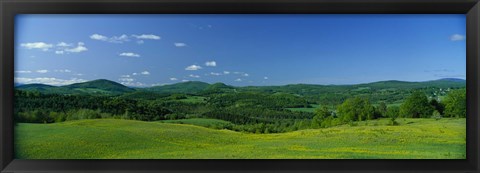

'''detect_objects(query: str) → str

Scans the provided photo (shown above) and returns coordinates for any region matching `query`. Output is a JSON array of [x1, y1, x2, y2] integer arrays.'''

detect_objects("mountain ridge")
[[15, 78, 466, 96]]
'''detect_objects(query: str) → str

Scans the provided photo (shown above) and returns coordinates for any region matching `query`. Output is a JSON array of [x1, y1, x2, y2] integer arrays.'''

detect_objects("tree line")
[[14, 87, 466, 133], [310, 88, 466, 128]]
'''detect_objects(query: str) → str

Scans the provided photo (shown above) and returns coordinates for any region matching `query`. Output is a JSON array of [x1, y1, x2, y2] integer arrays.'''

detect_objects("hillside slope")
[[15, 118, 465, 159], [16, 78, 466, 96], [16, 79, 135, 95]]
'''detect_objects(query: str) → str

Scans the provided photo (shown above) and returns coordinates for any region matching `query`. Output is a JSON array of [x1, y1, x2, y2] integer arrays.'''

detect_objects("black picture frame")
[[1, 0, 479, 172]]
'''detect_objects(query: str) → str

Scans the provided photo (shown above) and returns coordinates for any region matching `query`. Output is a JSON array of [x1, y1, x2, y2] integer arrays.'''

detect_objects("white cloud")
[[223, 71, 230, 75], [22, 41, 87, 54], [205, 61, 216, 67], [450, 34, 466, 41], [152, 83, 175, 87], [233, 71, 249, 77], [119, 78, 134, 82], [90, 34, 129, 43], [14, 77, 86, 86], [56, 42, 72, 47], [190, 24, 213, 30], [210, 72, 221, 76], [54, 69, 71, 73], [75, 73, 84, 76], [185, 65, 202, 71], [15, 70, 32, 74], [264, 76, 268, 80], [174, 43, 187, 47], [235, 78, 242, 82], [118, 75, 148, 87], [151, 83, 169, 87], [189, 74, 200, 78], [107, 34, 129, 43], [36, 70, 48, 73], [91, 34, 160, 44], [65, 42, 88, 53], [21, 42, 53, 51], [170, 78, 178, 81], [182, 79, 189, 82], [132, 73, 138, 76], [120, 81, 146, 87], [132, 34, 161, 40], [119, 52, 140, 57], [90, 34, 108, 41], [141, 71, 150, 75]]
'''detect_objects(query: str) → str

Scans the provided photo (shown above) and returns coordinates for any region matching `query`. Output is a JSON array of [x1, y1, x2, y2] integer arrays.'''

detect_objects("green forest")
[[14, 78, 467, 159]]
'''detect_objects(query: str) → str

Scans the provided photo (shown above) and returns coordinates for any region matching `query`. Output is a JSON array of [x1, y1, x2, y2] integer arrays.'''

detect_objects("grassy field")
[[161, 118, 233, 128], [15, 118, 466, 159]]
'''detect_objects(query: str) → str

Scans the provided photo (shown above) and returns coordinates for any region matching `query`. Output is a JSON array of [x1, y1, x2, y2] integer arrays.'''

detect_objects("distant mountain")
[[145, 81, 210, 94], [15, 78, 466, 97], [202, 82, 235, 93], [64, 79, 135, 93], [16, 79, 135, 95], [357, 78, 465, 90], [206, 82, 234, 89], [16, 84, 58, 91], [434, 78, 466, 82], [241, 79, 466, 96]]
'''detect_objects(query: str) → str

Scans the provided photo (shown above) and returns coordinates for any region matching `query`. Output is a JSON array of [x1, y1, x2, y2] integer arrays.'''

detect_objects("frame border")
[[1, 0, 479, 172]]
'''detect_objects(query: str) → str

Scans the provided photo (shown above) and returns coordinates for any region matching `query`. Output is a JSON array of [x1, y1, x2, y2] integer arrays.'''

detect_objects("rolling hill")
[[145, 81, 210, 94], [16, 84, 57, 91], [64, 79, 135, 94], [15, 78, 466, 97], [15, 118, 466, 159], [16, 79, 135, 95]]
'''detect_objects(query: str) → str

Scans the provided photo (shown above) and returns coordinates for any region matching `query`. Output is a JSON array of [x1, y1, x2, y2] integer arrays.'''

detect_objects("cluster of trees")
[[14, 87, 466, 133], [399, 89, 466, 118], [14, 90, 187, 123], [309, 88, 466, 128], [14, 90, 315, 133], [206, 92, 311, 110]]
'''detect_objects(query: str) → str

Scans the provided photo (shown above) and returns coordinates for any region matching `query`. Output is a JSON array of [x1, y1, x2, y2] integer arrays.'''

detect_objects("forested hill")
[[15, 78, 465, 98], [16, 79, 135, 95]]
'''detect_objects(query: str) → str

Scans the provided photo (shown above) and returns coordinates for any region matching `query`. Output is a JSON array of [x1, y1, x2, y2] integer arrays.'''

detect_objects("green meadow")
[[15, 118, 465, 159], [14, 79, 467, 159]]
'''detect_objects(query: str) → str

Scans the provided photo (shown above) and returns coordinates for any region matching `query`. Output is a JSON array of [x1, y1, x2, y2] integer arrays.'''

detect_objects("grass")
[[15, 118, 466, 159], [161, 118, 233, 128]]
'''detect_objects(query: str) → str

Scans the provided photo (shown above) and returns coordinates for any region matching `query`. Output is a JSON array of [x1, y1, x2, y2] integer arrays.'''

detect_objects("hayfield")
[[15, 118, 465, 159], [161, 118, 233, 128]]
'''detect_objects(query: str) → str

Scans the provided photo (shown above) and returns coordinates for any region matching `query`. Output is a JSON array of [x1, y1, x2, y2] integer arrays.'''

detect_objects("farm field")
[[161, 118, 233, 128], [14, 15, 468, 160], [15, 118, 466, 159]]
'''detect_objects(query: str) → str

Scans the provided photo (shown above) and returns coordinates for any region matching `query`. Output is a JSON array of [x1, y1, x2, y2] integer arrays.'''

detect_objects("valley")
[[14, 78, 467, 159]]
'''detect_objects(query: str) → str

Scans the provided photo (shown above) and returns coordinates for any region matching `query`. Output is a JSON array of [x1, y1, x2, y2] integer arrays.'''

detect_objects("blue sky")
[[15, 14, 466, 87]]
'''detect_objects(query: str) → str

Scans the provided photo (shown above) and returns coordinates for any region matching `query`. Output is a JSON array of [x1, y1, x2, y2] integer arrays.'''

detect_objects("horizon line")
[[14, 77, 466, 88]]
